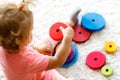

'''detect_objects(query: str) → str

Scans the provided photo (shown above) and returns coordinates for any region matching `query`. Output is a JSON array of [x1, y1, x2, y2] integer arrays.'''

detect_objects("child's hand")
[[46, 25, 74, 70], [60, 24, 74, 40], [35, 44, 53, 55], [34, 36, 58, 56]]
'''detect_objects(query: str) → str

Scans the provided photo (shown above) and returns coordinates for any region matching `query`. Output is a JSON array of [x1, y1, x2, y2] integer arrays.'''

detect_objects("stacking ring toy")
[[104, 41, 117, 54], [61, 43, 79, 68], [49, 22, 67, 41], [56, 44, 72, 56], [86, 51, 106, 70], [55, 43, 75, 64], [52, 42, 79, 68], [101, 65, 113, 77], [73, 25, 91, 43], [81, 12, 106, 32], [64, 45, 76, 64]]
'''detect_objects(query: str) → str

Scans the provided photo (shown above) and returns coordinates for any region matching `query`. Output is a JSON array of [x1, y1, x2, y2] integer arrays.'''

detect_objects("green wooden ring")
[[101, 65, 113, 77]]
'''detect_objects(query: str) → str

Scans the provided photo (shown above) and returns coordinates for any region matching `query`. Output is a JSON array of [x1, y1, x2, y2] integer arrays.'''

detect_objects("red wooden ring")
[[49, 22, 67, 41], [73, 25, 91, 43], [86, 51, 106, 70]]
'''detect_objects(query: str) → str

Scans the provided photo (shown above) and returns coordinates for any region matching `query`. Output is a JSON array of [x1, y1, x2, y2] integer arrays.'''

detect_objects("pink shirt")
[[0, 46, 49, 80]]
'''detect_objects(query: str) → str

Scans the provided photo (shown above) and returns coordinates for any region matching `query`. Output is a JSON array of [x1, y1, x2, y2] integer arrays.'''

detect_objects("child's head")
[[0, 2, 33, 53]]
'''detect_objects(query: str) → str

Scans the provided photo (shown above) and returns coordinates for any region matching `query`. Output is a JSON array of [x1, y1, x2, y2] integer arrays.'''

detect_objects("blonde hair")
[[0, 1, 33, 53]]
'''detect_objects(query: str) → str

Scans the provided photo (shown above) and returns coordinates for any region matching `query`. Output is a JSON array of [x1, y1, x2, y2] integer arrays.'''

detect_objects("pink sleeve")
[[26, 49, 49, 73]]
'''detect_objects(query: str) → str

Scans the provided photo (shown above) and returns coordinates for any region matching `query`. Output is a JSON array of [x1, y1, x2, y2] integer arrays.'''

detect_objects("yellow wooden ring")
[[104, 41, 117, 54]]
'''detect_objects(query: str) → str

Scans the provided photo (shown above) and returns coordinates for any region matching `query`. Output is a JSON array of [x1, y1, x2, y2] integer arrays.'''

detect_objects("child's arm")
[[34, 9, 80, 56], [46, 24, 74, 70]]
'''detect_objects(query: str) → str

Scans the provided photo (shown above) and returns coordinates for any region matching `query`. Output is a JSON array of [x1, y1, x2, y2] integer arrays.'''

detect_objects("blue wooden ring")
[[64, 45, 76, 64], [61, 43, 79, 68], [81, 12, 106, 32]]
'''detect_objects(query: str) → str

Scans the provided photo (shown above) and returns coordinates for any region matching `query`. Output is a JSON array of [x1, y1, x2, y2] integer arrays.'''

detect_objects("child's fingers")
[[66, 21, 75, 28], [59, 26, 65, 32]]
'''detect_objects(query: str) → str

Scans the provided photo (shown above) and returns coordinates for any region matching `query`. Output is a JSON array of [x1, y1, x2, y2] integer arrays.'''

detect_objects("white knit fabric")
[[0, 0, 120, 80]]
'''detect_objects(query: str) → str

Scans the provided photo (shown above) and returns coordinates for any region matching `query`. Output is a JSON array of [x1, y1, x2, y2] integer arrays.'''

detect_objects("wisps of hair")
[[19, 0, 36, 11]]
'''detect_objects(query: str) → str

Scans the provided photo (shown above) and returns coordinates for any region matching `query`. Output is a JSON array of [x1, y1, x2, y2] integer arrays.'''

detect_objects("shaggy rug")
[[0, 0, 120, 80]]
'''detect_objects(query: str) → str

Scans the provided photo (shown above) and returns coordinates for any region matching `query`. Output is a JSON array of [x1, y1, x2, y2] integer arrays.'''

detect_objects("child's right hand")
[[60, 24, 74, 41]]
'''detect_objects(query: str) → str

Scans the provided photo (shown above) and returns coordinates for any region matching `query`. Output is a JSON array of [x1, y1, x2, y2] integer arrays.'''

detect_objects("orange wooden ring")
[[56, 44, 72, 56]]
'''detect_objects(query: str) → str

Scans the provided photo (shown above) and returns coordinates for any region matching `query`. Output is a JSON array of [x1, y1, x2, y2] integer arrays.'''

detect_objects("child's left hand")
[[33, 35, 58, 56], [35, 43, 53, 56]]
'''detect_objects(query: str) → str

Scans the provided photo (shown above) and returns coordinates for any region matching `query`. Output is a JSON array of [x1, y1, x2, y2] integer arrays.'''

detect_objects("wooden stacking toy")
[[86, 51, 106, 70], [49, 22, 67, 41], [101, 65, 113, 77], [73, 25, 91, 43], [53, 42, 79, 68], [56, 44, 72, 56], [81, 12, 106, 32], [104, 41, 117, 54]]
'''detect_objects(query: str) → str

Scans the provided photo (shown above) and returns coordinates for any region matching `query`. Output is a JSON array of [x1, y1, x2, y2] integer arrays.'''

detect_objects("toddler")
[[0, 0, 80, 80]]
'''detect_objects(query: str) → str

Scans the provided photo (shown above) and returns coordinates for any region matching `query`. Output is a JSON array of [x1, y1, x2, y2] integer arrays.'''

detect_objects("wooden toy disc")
[[73, 25, 91, 43], [49, 22, 67, 41], [86, 51, 106, 70]]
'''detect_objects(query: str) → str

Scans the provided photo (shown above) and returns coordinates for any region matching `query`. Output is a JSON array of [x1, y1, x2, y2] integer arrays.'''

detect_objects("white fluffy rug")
[[1, 0, 120, 80]]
